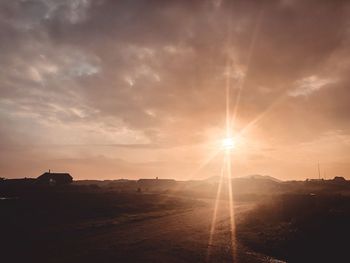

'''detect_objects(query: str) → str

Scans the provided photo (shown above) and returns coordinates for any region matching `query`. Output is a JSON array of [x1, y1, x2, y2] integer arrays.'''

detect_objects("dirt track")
[[60, 198, 283, 263]]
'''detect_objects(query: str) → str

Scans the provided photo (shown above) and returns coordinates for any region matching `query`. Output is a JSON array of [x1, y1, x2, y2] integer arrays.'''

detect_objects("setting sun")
[[222, 137, 235, 150]]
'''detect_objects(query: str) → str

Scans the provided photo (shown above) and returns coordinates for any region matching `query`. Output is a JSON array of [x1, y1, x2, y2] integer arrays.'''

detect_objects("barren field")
[[3, 179, 350, 262], [0, 186, 281, 263]]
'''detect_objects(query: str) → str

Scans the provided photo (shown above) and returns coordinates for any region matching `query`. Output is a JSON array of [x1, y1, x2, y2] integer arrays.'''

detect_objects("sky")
[[1, 0, 350, 180]]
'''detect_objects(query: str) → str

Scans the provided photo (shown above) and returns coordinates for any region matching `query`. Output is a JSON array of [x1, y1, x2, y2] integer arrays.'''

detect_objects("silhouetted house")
[[333, 176, 346, 183], [37, 171, 73, 186]]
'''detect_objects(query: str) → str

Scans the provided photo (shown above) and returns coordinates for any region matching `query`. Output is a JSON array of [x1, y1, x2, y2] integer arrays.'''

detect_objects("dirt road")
[[58, 198, 283, 263]]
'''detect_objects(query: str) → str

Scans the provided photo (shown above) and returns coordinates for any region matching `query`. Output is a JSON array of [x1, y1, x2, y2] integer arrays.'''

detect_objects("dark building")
[[37, 171, 73, 185], [333, 176, 346, 182]]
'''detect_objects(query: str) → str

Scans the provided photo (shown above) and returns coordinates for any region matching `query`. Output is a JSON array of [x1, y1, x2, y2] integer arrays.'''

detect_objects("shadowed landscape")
[[2, 175, 350, 262]]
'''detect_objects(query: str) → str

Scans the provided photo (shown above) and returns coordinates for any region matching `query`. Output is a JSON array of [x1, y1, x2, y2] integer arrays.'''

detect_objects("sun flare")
[[221, 137, 235, 150]]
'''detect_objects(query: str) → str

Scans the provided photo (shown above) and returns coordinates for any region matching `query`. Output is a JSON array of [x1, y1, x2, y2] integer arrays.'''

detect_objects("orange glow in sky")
[[1, 1, 350, 180]]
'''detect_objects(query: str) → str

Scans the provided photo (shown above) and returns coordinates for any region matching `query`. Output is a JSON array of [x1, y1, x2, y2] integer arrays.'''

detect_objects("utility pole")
[[318, 161, 321, 180]]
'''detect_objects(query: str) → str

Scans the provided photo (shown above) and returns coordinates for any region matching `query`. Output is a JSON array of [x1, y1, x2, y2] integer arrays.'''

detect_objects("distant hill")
[[239, 174, 282, 183], [206, 174, 282, 183]]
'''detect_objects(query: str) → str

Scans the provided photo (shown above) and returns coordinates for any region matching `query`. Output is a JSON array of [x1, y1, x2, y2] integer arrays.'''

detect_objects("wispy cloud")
[[0, 0, 350, 179], [288, 75, 336, 97]]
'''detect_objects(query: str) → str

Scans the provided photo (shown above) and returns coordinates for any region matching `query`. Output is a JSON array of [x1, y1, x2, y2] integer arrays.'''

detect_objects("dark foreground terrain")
[[0, 184, 279, 263], [1, 178, 350, 262]]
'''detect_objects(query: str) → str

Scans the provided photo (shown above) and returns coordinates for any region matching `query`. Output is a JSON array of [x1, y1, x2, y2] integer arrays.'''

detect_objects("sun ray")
[[156, 146, 221, 207], [230, 9, 264, 130], [226, 149, 238, 262], [184, 148, 221, 181], [237, 92, 287, 138], [207, 153, 226, 261]]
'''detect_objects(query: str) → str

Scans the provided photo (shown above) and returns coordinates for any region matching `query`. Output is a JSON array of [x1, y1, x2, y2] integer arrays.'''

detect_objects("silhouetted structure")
[[37, 171, 73, 185], [333, 176, 346, 182]]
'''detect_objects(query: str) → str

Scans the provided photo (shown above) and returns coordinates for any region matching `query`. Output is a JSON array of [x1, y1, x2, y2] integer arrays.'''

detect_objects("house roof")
[[37, 172, 72, 180]]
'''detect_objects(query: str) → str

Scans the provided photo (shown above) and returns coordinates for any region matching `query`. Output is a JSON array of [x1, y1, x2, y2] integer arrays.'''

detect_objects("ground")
[[4, 180, 350, 262], [0, 186, 282, 263]]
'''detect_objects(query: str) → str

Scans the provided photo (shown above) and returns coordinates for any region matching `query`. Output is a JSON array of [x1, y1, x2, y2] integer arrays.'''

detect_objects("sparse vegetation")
[[238, 194, 350, 262], [0, 185, 202, 262], [2, 178, 350, 262]]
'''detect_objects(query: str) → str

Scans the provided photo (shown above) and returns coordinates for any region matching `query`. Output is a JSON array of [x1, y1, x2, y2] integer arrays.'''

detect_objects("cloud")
[[288, 75, 336, 97], [1, 0, 350, 179]]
